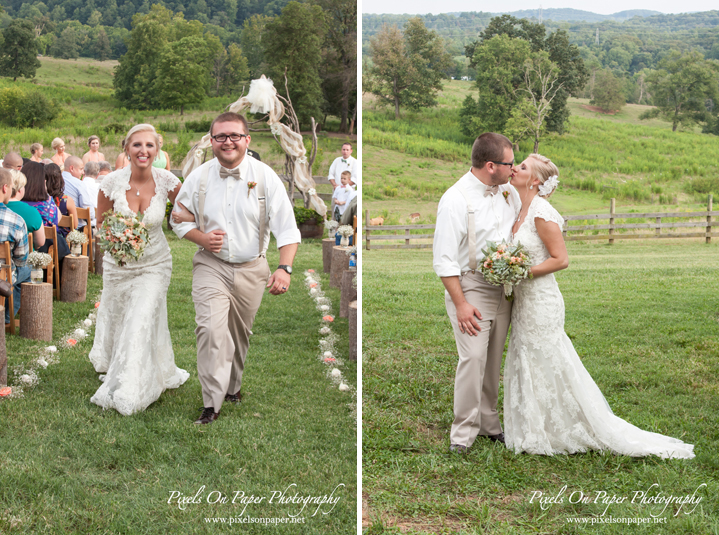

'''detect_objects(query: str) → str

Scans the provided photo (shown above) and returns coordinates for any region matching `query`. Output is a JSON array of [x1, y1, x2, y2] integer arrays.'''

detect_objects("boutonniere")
[[247, 181, 257, 198], [502, 191, 510, 205]]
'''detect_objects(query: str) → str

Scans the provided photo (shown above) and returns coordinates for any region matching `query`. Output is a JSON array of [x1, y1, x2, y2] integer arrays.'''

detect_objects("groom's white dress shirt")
[[173, 157, 300, 263], [433, 170, 520, 277]]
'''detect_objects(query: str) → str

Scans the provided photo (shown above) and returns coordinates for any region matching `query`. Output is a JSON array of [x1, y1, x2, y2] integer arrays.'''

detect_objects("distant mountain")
[[495, 8, 662, 23]]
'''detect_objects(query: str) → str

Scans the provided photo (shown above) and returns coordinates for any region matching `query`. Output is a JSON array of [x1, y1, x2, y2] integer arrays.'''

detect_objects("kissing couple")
[[432, 132, 694, 459]]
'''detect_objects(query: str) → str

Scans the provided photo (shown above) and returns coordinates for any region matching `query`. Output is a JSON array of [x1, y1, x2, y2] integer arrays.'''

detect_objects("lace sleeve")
[[533, 198, 565, 230], [152, 168, 181, 197]]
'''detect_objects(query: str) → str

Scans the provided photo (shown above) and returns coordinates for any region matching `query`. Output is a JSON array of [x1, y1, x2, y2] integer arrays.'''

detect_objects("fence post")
[[365, 210, 371, 250], [656, 216, 661, 238], [609, 198, 615, 245], [707, 194, 713, 244], [405, 228, 410, 247]]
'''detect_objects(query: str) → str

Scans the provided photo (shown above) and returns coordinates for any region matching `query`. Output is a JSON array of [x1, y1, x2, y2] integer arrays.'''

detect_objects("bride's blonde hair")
[[124, 124, 160, 156], [527, 153, 559, 198]]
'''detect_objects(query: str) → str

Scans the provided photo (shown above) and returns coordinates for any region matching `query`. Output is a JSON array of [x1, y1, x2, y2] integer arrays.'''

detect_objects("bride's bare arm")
[[530, 218, 569, 277]]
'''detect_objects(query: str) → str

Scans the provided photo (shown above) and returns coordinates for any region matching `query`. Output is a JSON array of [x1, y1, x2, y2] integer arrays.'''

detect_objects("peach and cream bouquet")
[[98, 211, 150, 267], [479, 241, 533, 300]]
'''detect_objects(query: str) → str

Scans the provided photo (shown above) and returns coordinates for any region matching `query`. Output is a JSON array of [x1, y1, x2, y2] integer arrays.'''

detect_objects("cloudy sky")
[[362, 0, 718, 15]]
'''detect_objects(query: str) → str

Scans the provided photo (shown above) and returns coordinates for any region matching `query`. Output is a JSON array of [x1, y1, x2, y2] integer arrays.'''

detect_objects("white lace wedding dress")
[[88, 167, 189, 415], [503, 196, 694, 459]]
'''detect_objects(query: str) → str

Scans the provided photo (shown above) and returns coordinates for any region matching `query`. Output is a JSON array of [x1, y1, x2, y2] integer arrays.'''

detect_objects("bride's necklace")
[[130, 177, 152, 197]]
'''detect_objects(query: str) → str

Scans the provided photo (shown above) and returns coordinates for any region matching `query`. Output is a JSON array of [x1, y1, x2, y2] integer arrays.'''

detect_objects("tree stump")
[[0, 306, 6, 385], [61, 255, 89, 302], [322, 238, 335, 273], [330, 246, 349, 289], [20, 283, 53, 341], [340, 268, 357, 318], [94, 236, 103, 276], [349, 300, 357, 361]]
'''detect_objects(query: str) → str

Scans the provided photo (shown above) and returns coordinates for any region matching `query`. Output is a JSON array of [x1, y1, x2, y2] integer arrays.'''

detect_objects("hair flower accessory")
[[538, 175, 559, 197]]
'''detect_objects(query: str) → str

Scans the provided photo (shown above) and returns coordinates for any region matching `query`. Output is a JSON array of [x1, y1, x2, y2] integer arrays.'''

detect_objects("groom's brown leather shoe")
[[194, 407, 219, 425], [486, 433, 505, 444], [224, 390, 242, 404]]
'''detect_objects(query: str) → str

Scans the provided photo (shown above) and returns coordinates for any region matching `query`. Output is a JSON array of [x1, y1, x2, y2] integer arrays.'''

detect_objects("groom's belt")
[[199, 249, 266, 268]]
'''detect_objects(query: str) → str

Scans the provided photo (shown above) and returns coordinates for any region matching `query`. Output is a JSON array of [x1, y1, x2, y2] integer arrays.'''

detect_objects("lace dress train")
[[88, 167, 189, 415], [503, 196, 694, 459]]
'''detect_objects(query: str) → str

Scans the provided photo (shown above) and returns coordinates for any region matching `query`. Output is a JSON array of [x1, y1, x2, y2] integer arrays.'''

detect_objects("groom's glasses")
[[211, 133, 248, 143], [491, 160, 515, 167]]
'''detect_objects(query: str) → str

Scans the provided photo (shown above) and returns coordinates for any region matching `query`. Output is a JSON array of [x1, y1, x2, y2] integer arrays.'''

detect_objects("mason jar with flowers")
[[66, 230, 88, 256], [27, 252, 53, 284], [336, 224, 353, 247]]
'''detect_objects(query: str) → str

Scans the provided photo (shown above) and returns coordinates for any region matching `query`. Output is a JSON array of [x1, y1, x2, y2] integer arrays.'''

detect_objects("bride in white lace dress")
[[503, 154, 694, 459], [88, 124, 189, 415]]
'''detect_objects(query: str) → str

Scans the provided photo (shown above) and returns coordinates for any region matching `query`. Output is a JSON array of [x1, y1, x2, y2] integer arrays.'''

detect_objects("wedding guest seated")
[[82, 135, 105, 164], [0, 168, 29, 324], [30, 144, 44, 162], [98, 161, 112, 178], [83, 161, 101, 206], [2, 153, 23, 171], [62, 156, 95, 228], [46, 163, 79, 238], [7, 170, 46, 249], [50, 138, 71, 169], [115, 140, 129, 170], [21, 161, 70, 269]]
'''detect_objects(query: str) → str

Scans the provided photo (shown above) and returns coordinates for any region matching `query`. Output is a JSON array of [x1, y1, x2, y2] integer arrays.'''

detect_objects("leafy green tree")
[[465, 15, 587, 135], [263, 1, 327, 127], [366, 17, 450, 119], [154, 36, 210, 114], [315, 0, 357, 133], [221, 43, 250, 95], [0, 19, 42, 81], [641, 51, 719, 131], [241, 14, 271, 79], [51, 26, 80, 59], [96, 28, 111, 61], [590, 69, 625, 112], [459, 34, 531, 137]]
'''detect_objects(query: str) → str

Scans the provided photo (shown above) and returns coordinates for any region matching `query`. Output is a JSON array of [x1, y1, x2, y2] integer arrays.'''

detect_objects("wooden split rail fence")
[[364, 196, 717, 250]]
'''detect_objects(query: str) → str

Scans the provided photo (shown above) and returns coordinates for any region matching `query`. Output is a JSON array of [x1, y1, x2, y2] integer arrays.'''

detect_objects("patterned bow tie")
[[219, 166, 241, 180], [483, 184, 499, 197]]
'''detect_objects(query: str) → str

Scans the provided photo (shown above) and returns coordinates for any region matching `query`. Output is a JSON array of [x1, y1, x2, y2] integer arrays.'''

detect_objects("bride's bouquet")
[[479, 241, 533, 300], [98, 211, 150, 267]]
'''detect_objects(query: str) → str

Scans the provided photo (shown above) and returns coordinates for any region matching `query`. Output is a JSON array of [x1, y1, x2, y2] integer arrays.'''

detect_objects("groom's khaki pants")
[[446, 271, 512, 447], [192, 249, 271, 412]]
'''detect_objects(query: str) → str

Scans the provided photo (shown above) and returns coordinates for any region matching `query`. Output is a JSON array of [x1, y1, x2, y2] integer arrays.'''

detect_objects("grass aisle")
[[0, 230, 357, 534], [363, 240, 719, 534]]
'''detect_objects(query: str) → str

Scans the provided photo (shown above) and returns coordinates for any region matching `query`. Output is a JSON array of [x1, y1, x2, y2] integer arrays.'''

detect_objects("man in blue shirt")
[[62, 156, 96, 228]]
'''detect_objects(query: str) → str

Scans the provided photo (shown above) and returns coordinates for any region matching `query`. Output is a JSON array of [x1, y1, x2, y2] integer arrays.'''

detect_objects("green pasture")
[[0, 57, 353, 181], [362, 240, 719, 534], [0, 230, 357, 534], [363, 80, 719, 225]]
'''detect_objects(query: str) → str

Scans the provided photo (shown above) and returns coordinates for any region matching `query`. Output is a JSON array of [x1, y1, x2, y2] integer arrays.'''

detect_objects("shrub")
[[293, 205, 322, 225], [0, 87, 58, 128], [185, 118, 213, 132]]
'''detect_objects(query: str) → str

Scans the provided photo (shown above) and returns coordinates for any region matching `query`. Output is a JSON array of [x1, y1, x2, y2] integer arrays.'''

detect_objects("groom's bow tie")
[[483, 184, 499, 197], [341, 158, 348, 163], [219, 166, 241, 180]]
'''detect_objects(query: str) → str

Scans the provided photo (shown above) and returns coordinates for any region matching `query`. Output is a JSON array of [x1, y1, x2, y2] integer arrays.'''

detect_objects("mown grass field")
[[0, 230, 357, 534], [362, 241, 719, 534], [1, 57, 354, 184], [362, 80, 719, 227]]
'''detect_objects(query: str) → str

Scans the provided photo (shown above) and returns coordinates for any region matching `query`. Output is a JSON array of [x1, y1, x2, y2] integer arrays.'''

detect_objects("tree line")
[[0, 0, 357, 132], [365, 15, 719, 152]]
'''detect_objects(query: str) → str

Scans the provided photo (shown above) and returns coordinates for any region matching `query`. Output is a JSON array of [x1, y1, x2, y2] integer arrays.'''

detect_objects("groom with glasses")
[[173, 112, 301, 425], [433, 132, 520, 453]]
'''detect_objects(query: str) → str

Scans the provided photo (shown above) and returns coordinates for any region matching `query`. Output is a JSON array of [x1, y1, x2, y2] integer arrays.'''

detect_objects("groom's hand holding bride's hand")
[[456, 301, 483, 336]]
